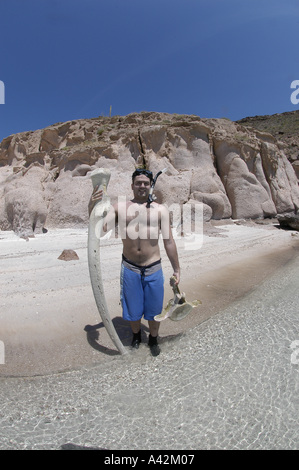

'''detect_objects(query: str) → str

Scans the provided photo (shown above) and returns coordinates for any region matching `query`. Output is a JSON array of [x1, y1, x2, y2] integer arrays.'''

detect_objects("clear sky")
[[0, 0, 298, 142]]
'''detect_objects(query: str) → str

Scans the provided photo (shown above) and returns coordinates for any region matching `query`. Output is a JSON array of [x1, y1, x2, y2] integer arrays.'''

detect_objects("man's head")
[[132, 169, 153, 183], [131, 169, 153, 202]]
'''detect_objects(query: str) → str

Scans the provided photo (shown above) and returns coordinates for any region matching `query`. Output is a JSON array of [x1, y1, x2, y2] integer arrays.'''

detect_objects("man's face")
[[131, 174, 151, 201]]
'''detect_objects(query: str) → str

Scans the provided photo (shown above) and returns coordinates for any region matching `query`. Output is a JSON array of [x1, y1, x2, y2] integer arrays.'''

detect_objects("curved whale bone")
[[88, 168, 127, 355], [154, 276, 201, 322]]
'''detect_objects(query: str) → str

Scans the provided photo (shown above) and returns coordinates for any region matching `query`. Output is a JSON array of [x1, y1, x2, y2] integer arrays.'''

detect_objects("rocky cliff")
[[237, 110, 299, 179], [0, 111, 298, 238]]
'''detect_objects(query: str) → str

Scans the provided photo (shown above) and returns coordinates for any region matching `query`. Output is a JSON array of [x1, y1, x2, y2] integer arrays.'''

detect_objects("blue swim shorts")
[[120, 255, 164, 322]]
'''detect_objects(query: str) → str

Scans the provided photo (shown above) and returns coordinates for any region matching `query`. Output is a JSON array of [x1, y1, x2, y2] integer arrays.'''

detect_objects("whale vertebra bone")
[[88, 168, 127, 355]]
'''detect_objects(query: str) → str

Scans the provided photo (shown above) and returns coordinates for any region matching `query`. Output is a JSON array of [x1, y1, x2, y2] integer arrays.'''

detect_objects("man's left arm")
[[160, 205, 180, 284]]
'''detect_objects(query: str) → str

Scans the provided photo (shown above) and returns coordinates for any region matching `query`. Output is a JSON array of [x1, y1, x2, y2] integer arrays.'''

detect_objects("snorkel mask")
[[148, 168, 168, 204], [132, 168, 168, 204]]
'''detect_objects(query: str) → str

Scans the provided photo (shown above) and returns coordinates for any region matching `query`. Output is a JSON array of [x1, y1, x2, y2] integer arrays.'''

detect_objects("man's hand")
[[91, 185, 103, 203], [88, 185, 103, 215], [172, 272, 180, 285]]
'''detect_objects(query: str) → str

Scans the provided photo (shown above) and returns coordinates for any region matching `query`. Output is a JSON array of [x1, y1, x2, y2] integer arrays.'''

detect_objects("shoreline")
[[1, 221, 299, 377]]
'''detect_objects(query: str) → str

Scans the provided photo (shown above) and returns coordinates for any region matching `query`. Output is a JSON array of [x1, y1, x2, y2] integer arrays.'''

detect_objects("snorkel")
[[147, 168, 168, 205]]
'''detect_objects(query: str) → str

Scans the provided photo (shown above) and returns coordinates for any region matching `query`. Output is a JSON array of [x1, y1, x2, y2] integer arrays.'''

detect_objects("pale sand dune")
[[0, 221, 298, 377]]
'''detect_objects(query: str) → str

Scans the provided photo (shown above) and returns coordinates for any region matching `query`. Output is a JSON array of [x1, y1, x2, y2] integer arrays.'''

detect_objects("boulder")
[[3, 166, 49, 237], [58, 249, 79, 261], [5, 187, 47, 238], [277, 213, 299, 231]]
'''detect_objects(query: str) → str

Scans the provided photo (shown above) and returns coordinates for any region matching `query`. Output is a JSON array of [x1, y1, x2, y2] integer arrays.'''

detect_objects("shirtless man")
[[88, 168, 180, 356]]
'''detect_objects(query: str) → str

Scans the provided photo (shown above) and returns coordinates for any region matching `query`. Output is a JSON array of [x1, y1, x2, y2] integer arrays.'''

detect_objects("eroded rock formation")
[[0, 112, 298, 237]]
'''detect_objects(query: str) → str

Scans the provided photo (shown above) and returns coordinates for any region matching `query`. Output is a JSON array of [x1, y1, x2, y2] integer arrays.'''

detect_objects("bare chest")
[[119, 203, 161, 240]]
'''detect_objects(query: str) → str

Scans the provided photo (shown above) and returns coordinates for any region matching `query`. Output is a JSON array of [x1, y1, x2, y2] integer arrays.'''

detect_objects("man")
[[88, 168, 180, 356]]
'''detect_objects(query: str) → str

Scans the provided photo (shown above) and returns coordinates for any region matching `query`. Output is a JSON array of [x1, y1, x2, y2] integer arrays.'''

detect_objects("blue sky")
[[0, 0, 298, 142]]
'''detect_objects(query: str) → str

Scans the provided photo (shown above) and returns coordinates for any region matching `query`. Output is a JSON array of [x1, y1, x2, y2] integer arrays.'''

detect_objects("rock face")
[[237, 110, 299, 179], [0, 112, 298, 237]]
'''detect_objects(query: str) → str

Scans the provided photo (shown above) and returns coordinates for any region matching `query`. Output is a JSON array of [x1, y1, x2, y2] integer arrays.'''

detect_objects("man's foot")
[[148, 334, 160, 357], [131, 330, 141, 349], [150, 343, 161, 357]]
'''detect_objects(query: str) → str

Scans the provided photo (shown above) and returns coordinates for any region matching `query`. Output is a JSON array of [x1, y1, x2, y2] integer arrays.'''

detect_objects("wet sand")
[[0, 220, 298, 377]]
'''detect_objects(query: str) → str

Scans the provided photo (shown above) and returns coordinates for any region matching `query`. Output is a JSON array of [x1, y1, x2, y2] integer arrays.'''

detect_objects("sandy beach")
[[1, 219, 299, 377]]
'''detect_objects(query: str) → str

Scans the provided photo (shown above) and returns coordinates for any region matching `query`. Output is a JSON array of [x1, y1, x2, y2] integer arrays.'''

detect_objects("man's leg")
[[121, 264, 143, 349], [148, 320, 160, 356], [148, 320, 160, 337], [130, 320, 142, 334], [143, 269, 164, 357], [130, 320, 142, 349]]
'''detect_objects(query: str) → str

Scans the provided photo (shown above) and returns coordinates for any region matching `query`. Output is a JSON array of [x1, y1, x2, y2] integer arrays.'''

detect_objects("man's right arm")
[[88, 186, 118, 236]]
